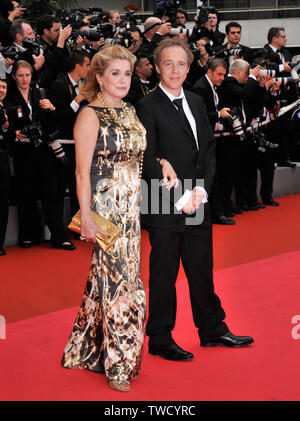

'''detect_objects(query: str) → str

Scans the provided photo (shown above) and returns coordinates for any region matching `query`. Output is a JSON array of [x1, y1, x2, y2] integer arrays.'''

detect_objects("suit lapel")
[[156, 88, 197, 145]]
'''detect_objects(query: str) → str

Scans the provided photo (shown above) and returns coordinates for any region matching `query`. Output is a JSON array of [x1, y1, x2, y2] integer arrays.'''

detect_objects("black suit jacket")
[[49, 75, 87, 140], [193, 75, 219, 128], [136, 87, 216, 229], [263, 43, 292, 70]]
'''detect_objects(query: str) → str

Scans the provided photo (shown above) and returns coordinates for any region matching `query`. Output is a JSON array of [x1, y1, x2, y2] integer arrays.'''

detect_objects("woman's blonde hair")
[[12, 60, 33, 76], [80, 44, 137, 102]]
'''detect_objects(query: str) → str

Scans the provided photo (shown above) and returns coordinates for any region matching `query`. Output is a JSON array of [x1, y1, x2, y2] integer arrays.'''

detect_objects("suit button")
[[196, 165, 200, 169]]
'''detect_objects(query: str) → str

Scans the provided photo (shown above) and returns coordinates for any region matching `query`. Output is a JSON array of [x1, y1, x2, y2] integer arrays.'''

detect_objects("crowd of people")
[[0, 1, 299, 257]]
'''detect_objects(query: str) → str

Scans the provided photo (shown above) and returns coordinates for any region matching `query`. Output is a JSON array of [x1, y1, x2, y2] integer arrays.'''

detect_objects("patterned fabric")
[[61, 105, 147, 384]]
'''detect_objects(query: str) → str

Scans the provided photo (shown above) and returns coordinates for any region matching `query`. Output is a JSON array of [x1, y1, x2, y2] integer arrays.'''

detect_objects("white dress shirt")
[[159, 83, 208, 210]]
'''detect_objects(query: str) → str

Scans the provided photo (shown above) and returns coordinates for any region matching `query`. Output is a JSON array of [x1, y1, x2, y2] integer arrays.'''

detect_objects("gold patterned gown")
[[61, 105, 147, 385]]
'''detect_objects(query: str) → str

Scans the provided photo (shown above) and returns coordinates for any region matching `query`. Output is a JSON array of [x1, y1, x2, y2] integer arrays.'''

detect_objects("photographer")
[[0, 76, 11, 255], [263, 27, 298, 167], [191, 7, 225, 47], [0, 0, 26, 45], [6, 18, 45, 75], [36, 15, 72, 88], [49, 50, 90, 218], [216, 22, 254, 68], [6, 60, 75, 250], [72, 20, 105, 59], [187, 37, 211, 85], [142, 16, 172, 55], [217, 59, 261, 215]]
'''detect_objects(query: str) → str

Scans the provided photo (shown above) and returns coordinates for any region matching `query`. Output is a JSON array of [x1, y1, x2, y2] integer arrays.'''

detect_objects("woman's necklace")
[[97, 91, 145, 178]]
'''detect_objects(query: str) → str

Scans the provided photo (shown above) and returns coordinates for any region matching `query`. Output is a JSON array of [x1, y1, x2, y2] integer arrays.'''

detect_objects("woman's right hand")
[[80, 217, 109, 243]]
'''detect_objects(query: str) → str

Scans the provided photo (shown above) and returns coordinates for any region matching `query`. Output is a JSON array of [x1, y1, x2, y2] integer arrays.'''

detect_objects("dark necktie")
[[173, 98, 194, 139]]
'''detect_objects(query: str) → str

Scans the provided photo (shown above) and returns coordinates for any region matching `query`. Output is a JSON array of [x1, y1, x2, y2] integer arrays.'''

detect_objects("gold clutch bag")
[[68, 210, 122, 252]]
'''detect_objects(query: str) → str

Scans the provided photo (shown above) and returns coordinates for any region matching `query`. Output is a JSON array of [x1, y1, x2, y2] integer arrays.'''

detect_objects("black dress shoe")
[[52, 241, 76, 251], [201, 331, 254, 348], [20, 241, 33, 249], [277, 160, 296, 168], [247, 204, 260, 211], [149, 342, 194, 361], [256, 203, 266, 209], [234, 207, 243, 214], [262, 198, 279, 206], [0, 248, 6, 256], [213, 216, 236, 225]]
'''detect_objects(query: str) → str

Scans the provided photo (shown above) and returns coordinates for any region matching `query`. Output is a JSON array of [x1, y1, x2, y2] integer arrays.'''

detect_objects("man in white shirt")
[[137, 38, 254, 362]]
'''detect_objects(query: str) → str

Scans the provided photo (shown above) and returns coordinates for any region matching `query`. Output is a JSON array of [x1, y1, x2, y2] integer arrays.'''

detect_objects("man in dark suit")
[[49, 50, 90, 218], [263, 27, 297, 168], [124, 53, 153, 106], [193, 58, 235, 225], [217, 22, 254, 69], [136, 39, 254, 362]]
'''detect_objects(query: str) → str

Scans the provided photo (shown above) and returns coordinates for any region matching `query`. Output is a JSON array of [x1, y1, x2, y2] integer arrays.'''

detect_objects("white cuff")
[[279, 64, 284, 73], [194, 186, 208, 203], [175, 190, 191, 211], [71, 100, 80, 113], [175, 187, 208, 211]]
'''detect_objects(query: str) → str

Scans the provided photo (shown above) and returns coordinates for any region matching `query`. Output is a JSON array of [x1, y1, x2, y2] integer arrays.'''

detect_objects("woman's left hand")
[[39, 99, 55, 111]]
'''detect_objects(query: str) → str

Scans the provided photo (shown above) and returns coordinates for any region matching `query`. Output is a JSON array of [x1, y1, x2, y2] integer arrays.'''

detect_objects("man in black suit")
[[193, 58, 235, 225], [263, 27, 297, 168], [49, 50, 90, 218], [136, 39, 254, 362], [217, 22, 253, 69], [125, 53, 153, 106], [217, 58, 261, 214]]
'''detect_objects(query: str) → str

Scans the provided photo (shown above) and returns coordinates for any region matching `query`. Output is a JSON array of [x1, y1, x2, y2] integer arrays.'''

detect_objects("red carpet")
[[1, 250, 300, 401], [0, 194, 300, 401]]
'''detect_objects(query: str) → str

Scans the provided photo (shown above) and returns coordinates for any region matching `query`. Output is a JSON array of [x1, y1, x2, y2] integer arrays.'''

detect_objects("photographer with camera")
[[49, 50, 90, 219], [215, 22, 254, 68], [142, 16, 172, 55], [193, 58, 234, 225], [6, 60, 75, 250], [187, 37, 211, 85], [263, 27, 298, 167], [36, 15, 72, 88], [0, 0, 26, 46], [6, 18, 45, 74], [217, 59, 261, 215], [191, 6, 225, 47], [0, 76, 11, 255], [71, 20, 105, 59]]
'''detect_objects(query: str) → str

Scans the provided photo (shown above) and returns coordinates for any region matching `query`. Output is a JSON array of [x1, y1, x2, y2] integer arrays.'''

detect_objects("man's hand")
[[219, 107, 232, 118], [32, 50, 45, 71], [39, 99, 55, 111], [8, 6, 26, 22], [57, 25, 72, 48], [283, 62, 292, 72], [160, 158, 178, 190], [74, 93, 86, 105], [249, 65, 260, 78], [182, 188, 204, 213], [157, 22, 171, 36]]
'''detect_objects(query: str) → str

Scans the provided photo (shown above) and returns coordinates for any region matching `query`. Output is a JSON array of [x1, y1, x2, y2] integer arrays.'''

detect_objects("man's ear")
[[155, 63, 160, 74]]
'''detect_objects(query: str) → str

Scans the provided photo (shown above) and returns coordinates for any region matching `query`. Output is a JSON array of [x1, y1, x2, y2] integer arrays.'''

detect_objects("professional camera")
[[22, 123, 44, 147], [169, 27, 192, 37], [204, 42, 242, 59], [0, 45, 21, 61], [224, 107, 247, 141], [251, 131, 279, 153], [71, 29, 102, 42], [197, 1, 217, 25], [104, 31, 134, 49], [156, 0, 182, 22], [22, 38, 42, 56]]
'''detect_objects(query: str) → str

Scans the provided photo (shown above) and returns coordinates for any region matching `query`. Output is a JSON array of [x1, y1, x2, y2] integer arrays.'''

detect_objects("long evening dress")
[[61, 104, 147, 385]]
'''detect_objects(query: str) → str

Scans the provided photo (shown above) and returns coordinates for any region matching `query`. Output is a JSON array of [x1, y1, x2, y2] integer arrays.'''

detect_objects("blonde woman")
[[61, 45, 147, 392]]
